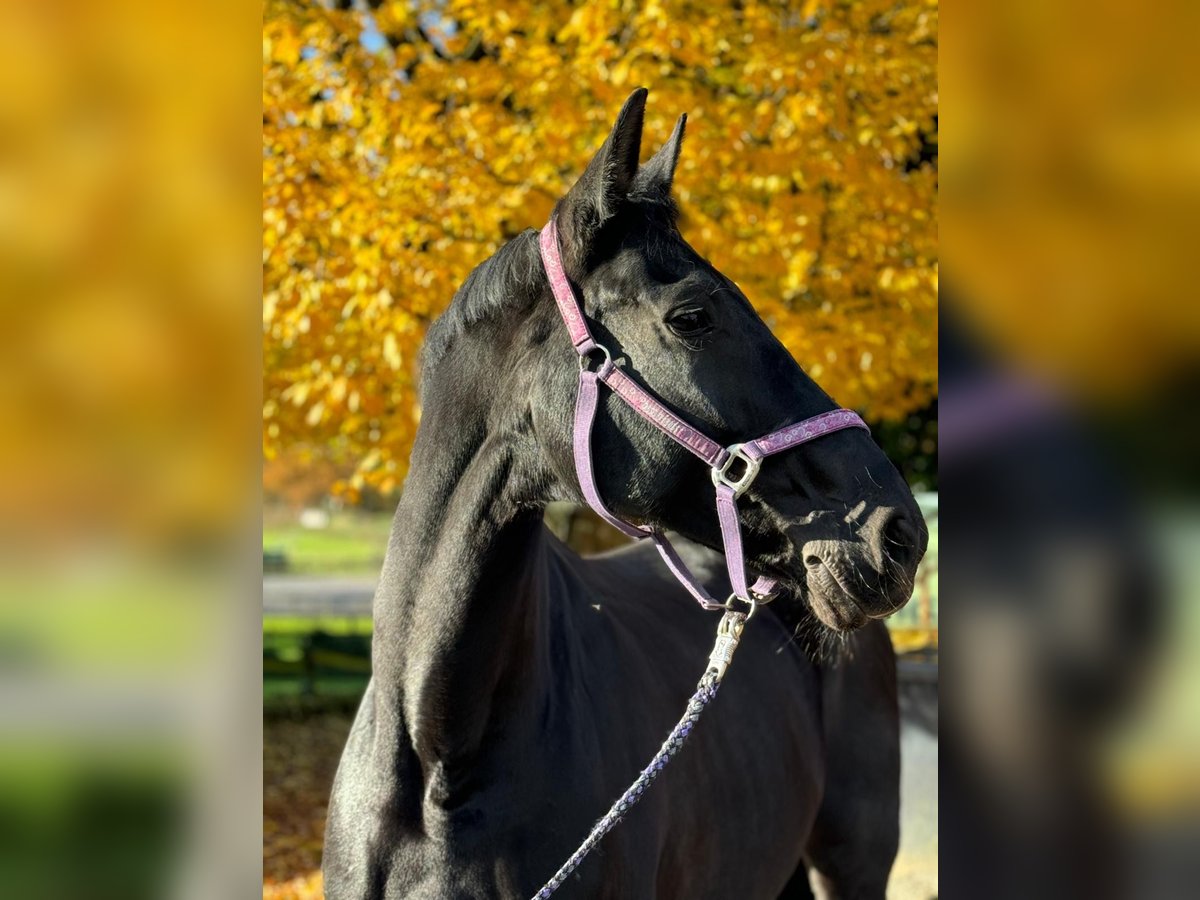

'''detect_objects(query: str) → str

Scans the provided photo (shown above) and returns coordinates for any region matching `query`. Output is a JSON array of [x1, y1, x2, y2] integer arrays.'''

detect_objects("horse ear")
[[632, 113, 686, 200], [556, 88, 648, 265]]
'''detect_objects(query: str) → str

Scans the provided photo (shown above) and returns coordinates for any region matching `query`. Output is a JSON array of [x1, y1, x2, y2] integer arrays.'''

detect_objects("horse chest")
[[325, 646, 822, 900]]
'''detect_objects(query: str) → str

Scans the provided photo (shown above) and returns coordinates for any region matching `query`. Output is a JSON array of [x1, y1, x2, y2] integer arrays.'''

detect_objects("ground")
[[264, 711, 351, 900], [262, 710, 938, 900]]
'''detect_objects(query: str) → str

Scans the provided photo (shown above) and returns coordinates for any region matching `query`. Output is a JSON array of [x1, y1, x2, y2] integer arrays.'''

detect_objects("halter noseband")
[[539, 217, 870, 610]]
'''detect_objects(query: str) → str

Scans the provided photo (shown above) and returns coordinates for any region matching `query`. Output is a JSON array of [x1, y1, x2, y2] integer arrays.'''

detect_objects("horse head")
[[527, 89, 926, 632], [421, 89, 926, 632]]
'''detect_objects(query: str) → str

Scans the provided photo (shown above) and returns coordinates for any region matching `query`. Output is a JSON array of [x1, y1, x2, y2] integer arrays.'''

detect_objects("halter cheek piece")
[[539, 217, 869, 612]]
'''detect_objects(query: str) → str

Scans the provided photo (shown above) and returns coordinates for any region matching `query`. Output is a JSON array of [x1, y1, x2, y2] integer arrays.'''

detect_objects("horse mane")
[[422, 228, 542, 374], [422, 196, 681, 379]]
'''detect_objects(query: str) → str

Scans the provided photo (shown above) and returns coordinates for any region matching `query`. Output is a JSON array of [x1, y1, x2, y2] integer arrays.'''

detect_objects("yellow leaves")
[[305, 401, 325, 427], [329, 376, 348, 405], [878, 265, 927, 294], [610, 56, 634, 87], [266, 28, 301, 68], [373, 0, 415, 36], [784, 249, 819, 298], [263, 0, 938, 493], [359, 448, 381, 472], [283, 381, 309, 407], [382, 333, 402, 371]]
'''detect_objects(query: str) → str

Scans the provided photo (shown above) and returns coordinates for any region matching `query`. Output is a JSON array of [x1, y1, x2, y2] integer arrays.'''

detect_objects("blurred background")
[[1, 0, 1197, 898], [940, 3, 1200, 897], [1, 2, 259, 900]]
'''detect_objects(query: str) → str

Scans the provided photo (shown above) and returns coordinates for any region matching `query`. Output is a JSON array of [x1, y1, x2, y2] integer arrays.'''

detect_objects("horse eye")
[[665, 305, 713, 337]]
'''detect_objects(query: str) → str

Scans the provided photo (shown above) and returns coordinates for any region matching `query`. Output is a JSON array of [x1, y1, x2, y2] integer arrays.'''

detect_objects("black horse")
[[323, 90, 927, 900]]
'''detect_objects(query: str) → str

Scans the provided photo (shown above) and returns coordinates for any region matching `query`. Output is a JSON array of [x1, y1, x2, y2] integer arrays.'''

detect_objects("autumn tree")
[[263, 0, 938, 498]]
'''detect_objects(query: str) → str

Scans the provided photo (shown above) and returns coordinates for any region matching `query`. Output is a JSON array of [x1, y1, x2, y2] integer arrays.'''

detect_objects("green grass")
[[262, 615, 373, 635], [263, 619, 374, 709], [263, 512, 393, 575]]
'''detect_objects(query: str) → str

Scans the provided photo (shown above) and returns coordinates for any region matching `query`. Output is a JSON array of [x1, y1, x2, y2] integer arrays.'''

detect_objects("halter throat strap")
[[539, 217, 869, 607]]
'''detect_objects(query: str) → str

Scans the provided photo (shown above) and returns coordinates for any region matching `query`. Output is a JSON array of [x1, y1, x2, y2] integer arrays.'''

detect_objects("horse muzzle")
[[796, 509, 927, 631]]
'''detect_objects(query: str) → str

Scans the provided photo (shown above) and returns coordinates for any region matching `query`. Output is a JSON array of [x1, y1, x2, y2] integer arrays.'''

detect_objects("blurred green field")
[[263, 512, 393, 575], [263, 501, 940, 709], [263, 625, 371, 709]]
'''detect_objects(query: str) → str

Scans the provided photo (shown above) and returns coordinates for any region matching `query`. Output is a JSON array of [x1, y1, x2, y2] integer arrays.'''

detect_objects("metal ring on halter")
[[578, 343, 612, 373], [710, 443, 761, 498], [723, 592, 759, 621]]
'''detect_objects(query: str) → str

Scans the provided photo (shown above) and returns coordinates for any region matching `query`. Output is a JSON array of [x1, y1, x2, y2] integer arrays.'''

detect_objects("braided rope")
[[530, 671, 722, 900]]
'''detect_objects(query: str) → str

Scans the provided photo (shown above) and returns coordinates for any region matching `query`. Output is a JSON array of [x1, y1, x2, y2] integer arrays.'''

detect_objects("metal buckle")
[[710, 443, 761, 498], [707, 609, 748, 681], [723, 592, 759, 621], [578, 343, 612, 373]]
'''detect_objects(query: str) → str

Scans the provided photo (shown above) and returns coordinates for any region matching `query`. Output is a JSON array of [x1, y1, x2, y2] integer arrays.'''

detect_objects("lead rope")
[[531, 608, 750, 899]]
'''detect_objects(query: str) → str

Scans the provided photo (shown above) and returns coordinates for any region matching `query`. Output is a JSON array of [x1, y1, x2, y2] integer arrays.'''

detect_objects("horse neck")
[[371, 408, 552, 770]]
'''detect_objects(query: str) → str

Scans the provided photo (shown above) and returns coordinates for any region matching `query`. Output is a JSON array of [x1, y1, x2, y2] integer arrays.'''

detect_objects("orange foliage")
[[263, 1, 938, 492], [264, 712, 353, 899], [263, 448, 355, 511]]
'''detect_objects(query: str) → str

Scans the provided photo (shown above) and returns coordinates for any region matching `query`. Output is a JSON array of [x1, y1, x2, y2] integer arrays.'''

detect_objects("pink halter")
[[539, 218, 869, 610]]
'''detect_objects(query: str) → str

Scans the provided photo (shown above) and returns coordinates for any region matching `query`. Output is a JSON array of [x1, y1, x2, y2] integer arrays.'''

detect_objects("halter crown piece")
[[538, 216, 870, 610]]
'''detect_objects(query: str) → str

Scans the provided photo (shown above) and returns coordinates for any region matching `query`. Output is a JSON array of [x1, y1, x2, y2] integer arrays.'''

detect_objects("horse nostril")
[[882, 512, 923, 569], [804, 553, 823, 569]]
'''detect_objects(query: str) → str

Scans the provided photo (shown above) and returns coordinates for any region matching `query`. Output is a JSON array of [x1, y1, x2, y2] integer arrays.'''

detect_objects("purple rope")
[[530, 672, 722, 899]]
